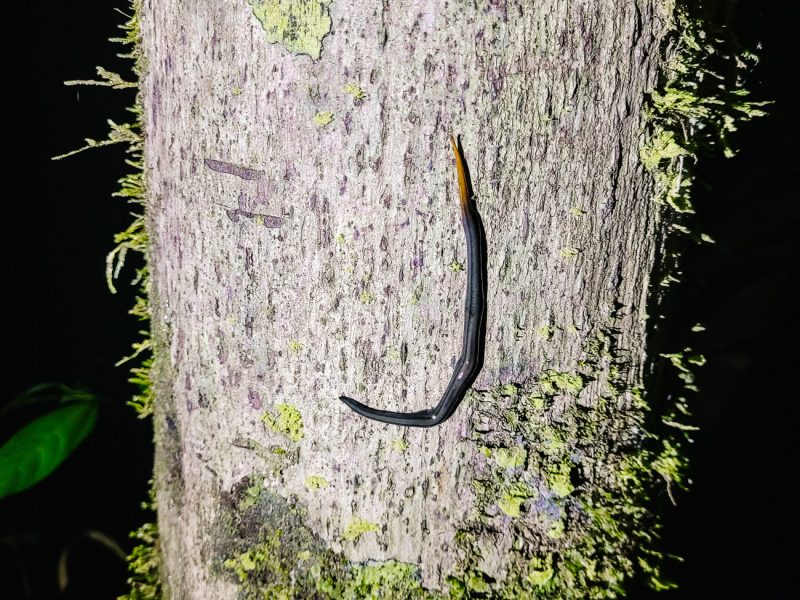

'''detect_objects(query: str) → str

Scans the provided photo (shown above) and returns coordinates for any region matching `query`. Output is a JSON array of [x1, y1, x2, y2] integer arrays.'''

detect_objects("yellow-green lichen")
[[343, 517, 379, 542], [540, 426, 567, 456], [238, 476, 266, 510], [304, 475, 328, 490], [409, 285, 423, 305], [450, 260, 465, 272], [499, 383, 519, 396], [337, 560, 430, 599], [546, 462, 575, 497], [560, 247, 579, 259], [246, 0, 332, 61], [497, 482, 536, 518], [222, 530, 297, 600], [461, 327, 678, 596], [526, 556, 555, 587], [538, 370, 584, 396], [262, 403, 304, 442], [288, 339, 304, 352], [492, 446, 527, 470], [217, 480, 342, 599], [343, 82, 366, 102], [466, 571, 493, 593], [313, 110, 335, 127], [390, 438, 409, 453], [537, 325, 555, 340], [546, 519, 565, 540], [359, 291, 375, 304]]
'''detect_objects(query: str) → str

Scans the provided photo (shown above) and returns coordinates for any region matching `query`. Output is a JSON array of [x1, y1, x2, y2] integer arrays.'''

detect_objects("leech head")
[[450, 135, 469, 213]]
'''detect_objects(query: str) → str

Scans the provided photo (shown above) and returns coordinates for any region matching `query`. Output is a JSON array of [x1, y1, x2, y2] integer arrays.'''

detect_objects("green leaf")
[[0, 399, 98, 498]]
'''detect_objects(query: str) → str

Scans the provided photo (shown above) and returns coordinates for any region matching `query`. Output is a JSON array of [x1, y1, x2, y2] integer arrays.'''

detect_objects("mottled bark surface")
[[143, 0, 673, 596]]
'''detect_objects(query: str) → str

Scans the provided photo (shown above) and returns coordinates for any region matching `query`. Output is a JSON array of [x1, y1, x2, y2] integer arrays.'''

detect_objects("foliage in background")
[[0, 384, 98, 498]]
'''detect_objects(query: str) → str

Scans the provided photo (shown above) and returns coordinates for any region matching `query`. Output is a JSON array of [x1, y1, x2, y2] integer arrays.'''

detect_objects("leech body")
[[339, 136, 487, 427]]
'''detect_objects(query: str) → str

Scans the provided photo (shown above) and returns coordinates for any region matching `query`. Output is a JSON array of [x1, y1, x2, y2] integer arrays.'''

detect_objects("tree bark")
[[143, 0, 682, 597]]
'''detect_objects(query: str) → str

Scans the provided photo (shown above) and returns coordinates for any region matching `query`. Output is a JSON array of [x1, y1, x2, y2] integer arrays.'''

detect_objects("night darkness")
[[1, 2, 797, 599]]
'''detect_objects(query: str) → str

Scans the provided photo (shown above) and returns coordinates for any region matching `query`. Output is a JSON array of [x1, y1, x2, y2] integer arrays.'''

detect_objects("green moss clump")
[[641, 7, 767, 215], [119, 521, 160, 600], [57, 1, 161, 597], [119, 483, 160, 600]]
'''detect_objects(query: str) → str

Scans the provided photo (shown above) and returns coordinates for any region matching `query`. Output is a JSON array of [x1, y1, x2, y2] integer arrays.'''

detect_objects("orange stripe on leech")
[[450, 135, 469, 211]]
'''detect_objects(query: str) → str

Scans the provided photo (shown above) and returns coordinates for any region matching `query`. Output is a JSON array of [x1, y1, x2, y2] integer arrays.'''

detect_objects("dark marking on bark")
[[248, 388, 262, 409], [245, 313, 255, 339], [205, 158, 263, 180], [224, 205, 284, 228]]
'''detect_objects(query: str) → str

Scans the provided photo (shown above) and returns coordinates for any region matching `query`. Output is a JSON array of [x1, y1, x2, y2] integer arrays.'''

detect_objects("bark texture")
[[143, 0, 676, 596]]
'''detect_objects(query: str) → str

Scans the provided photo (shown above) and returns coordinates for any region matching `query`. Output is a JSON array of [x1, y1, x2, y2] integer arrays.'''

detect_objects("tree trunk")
[[143, 0, 694, 597]]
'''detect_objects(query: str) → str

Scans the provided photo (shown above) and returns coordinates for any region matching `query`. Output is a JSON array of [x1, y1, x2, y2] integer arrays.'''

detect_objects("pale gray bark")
[[143, 0, 673, 596]]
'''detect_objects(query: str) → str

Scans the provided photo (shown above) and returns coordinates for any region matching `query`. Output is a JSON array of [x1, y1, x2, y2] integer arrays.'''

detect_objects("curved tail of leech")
[[339, 395, 441, 428], [338, 134, 485, 428]]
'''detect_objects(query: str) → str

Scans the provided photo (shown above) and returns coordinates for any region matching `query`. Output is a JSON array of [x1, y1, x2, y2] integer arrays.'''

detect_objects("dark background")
[[1, 2, 797, 598]]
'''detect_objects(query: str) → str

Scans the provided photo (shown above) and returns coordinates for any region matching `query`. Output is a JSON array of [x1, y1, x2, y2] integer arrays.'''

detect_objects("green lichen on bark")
[[448, 327, 672, 599], [342, 518, 379, 542], [262, 402, 305, 442], [246, 0, 333, 61], [215, 476, 442, 599]]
